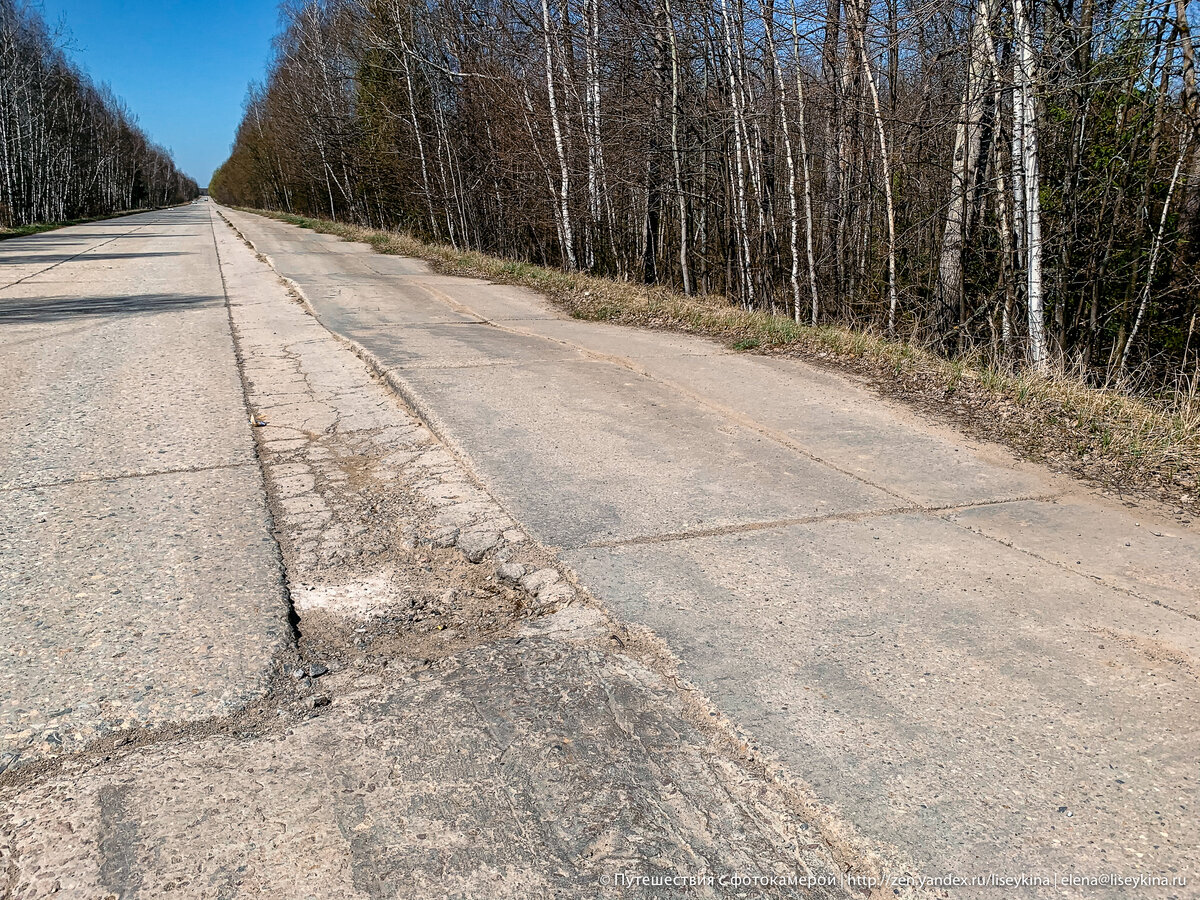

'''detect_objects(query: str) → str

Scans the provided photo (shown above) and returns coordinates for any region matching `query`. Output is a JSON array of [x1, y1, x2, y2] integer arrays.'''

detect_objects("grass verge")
[[243, 208, 1199, 519]]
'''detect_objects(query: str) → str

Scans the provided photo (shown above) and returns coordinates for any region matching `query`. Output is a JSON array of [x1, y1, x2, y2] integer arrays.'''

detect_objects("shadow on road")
[[0, 293, 222, 323], [0, 251, 193, 266], [4, 232, 196, 242]]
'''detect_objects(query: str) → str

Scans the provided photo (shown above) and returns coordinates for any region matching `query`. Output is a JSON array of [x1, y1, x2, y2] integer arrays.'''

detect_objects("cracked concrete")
[[5, 197, 1196, 898], [0, 206, 289, 771], [224, 204, 1200, 898], [0, 202, 908, 899]]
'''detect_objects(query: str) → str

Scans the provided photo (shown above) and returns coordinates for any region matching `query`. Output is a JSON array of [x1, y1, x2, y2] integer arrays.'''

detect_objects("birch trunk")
[[542, 0, 578, 270], [665, 0, 692, 294], [790, 5, 821, 325], [853, 0, 899, 335], [1014, 0, 1047, 370], [766, 4, 803, 320], [720, 0, 756, 307], [1120, 133, 1191, 375], [935, 0, 992, 344]]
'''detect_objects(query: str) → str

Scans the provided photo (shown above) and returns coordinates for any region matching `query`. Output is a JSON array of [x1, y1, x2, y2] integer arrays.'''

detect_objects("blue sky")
[[39, 0, 283, 186]]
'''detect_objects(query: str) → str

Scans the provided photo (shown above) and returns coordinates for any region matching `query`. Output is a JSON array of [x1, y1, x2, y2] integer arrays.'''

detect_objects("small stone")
[[498, 562, 526, 583], [537, 583, 575, 606], [290, 667, 306, 680], [520, 568, 560, 594], [429, 526, 459, 548], [308, 663, 329, 678], [457, 529, 501, 563], [306, 695, 331, 709]]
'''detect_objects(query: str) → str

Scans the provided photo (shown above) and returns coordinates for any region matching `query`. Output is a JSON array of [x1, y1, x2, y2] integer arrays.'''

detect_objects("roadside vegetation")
[[247, 208, 1200, 516], [0, 1, 198, 230]]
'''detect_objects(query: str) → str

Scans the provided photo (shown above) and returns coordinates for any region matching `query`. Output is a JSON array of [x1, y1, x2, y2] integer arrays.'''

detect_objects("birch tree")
[[209, 0, 1200, 389]]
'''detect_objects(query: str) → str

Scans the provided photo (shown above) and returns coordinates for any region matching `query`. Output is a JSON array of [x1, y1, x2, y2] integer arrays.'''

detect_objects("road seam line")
[[0, 220, 153, 292], [0, 461, 255, 493]]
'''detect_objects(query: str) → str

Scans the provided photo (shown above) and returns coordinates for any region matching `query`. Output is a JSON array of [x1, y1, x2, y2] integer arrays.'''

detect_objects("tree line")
[[212, 0, 1200, 388], [0, 0, 198, 229]]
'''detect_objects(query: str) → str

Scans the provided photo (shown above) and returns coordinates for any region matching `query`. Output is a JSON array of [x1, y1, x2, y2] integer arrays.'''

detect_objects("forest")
[[212, 0, 1200, 391], [0, 0, 198, 229]]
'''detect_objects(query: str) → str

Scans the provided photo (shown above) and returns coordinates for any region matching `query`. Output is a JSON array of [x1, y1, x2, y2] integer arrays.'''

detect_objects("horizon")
[[38, 0, 282, 186]]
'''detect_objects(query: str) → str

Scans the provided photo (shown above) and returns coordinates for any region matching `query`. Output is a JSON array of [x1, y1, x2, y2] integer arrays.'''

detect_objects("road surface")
[[225, 204, 1200, 893], [0, 203, 870, 899], [0, 200, 1196, 897], [0, 205, 289, 763]]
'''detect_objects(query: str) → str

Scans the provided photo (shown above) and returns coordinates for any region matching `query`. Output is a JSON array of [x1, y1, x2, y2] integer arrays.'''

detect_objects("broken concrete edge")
[[216, 207, 925, 894], [0, 659, 312, 792], [209, 209, 302, 648], [215, 210, 540, 597]]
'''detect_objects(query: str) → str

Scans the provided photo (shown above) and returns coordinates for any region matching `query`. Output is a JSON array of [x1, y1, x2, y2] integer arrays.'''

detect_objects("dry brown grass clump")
[[247, 209, 1200, 518]]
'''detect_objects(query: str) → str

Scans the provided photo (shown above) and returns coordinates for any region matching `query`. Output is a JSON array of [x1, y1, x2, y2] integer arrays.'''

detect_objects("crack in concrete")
[[0, 461, 254, 493], [941, 514, 1200, 625], [574, 493, 1068, 549], [208, 209, 301, 649]]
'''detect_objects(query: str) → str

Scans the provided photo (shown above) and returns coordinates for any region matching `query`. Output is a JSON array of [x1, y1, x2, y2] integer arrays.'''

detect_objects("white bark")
[[665, 0, 692, 294], [720, 0, 756, 307], [936, 0, 992, 335], [790, 1, 821, 325], [1014, 0, 1047, 370], [584, 0, 602, 268], [542, 0, 578, 269], [766, 9, 802, 319], [854, 0, 899, 335], [1120, 132, 1191, 375]]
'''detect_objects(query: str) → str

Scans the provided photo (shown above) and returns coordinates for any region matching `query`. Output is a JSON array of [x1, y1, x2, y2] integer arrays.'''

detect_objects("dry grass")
[[247, 209, 1200, 517]]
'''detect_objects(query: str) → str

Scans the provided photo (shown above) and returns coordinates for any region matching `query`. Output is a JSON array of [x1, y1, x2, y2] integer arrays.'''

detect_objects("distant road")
[[226, 204, 1200, 895]]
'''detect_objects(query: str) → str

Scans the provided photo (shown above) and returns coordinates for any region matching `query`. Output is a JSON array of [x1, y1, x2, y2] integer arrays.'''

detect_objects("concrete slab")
[[395, 357, 895, 547], [0, 467, 288, 765], [947, 496, 1200, 615], [0, 308, 252, 489], [563, 513, 1200, 888], [347, 321, 583, 369], [0, 206, 290, 768], [635, 351, 1057, 507], [0, 639, 851, 900]]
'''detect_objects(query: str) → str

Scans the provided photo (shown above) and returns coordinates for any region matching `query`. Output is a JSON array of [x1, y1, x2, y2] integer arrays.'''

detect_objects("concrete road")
[[0, 204, 877, 899], [0, 206, 289, 766], [225, 205, 1200, 895]]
